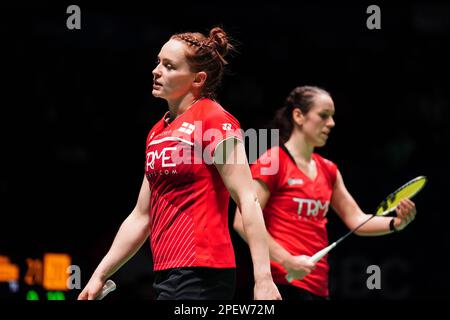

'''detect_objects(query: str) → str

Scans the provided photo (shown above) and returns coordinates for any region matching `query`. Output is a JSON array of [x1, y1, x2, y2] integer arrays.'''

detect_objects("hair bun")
[[208, 27, 233, 58]]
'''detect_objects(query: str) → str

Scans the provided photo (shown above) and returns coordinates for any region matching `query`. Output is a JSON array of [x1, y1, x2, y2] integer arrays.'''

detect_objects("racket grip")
[[95, 280, 116, 300], [285, 242, 337, 283], [309, 242, 336, 264]]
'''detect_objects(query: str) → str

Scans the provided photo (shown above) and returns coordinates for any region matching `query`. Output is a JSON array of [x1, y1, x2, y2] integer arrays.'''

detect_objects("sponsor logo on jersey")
[[157, 130, 171, 137], [288, 178, 304, 185], [222, 123, 232, 130], [292, 198, 329, 218], [146, 147, 177, 170], [146, 169, 178, 179]]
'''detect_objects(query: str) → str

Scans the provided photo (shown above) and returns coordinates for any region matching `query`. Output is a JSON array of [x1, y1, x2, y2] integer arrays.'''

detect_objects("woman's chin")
[[152, 90, 162, 98]]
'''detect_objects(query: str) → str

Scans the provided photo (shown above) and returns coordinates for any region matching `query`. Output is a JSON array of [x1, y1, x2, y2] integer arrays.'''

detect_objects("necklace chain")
[[186, 97, 202, 110], [166, 97, 203, 124]]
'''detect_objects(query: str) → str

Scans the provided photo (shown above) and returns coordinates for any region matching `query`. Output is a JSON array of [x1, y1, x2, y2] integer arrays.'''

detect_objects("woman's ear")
[[292, 108, 304, 126], [192, 71, 207, 89]]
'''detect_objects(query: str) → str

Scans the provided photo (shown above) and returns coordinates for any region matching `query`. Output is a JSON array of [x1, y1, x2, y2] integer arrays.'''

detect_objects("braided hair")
[[171, 27, 234, 99]]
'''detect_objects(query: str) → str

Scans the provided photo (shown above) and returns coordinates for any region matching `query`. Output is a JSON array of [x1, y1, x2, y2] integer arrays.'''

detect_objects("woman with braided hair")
[[78, 27, 281, 300]]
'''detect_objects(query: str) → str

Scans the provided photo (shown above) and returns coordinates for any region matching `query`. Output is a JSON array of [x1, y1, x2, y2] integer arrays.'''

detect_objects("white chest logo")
[[146, 147, 176, 170], [292, 198, 330, 217], [178, 122, 195, 135], [288, 178, 304, 186]]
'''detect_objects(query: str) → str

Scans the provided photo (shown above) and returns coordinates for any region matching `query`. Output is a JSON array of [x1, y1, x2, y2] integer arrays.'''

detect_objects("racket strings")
[[376, 176, 426, 216]]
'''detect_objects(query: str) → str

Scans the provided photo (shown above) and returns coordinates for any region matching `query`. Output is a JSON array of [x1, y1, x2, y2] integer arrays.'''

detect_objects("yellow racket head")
[[376, 176, 427, 216]]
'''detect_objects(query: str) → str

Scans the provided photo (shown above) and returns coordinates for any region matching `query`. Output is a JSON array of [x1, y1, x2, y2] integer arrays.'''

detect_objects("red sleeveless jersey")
[[145, 98, 242, 271], [251, 146, 337, 297]]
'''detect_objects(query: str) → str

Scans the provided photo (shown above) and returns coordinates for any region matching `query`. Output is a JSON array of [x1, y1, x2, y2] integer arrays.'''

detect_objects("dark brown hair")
[[271, 86, 331, 143], [171, 27, 235, 99]]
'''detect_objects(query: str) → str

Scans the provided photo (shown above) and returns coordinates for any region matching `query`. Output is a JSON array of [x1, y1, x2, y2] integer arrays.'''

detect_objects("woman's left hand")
[[254, 278, 282, 300]]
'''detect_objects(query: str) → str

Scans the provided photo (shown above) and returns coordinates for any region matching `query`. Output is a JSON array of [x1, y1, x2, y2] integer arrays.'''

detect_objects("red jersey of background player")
[[251, 145, 337, 297], [145, 98, 242, 271]]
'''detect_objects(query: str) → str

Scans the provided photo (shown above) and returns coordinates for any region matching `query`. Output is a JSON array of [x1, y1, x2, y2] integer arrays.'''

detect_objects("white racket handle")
[[285, 242, 337, 283], [309, 242, 337, 263], [95, 280, 116, 300]]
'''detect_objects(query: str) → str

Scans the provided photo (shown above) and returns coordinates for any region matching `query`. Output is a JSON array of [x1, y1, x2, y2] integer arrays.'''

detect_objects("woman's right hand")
[[283, 255, 316, 281], [77, 276, 105, 300]]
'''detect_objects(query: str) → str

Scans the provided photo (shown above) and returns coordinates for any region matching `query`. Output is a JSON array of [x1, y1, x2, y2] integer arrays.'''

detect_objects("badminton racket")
[[286, 175, 427, 282]]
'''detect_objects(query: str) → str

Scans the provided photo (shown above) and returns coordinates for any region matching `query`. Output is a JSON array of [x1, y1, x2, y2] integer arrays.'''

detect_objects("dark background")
[[0, 2, 449, 300]]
